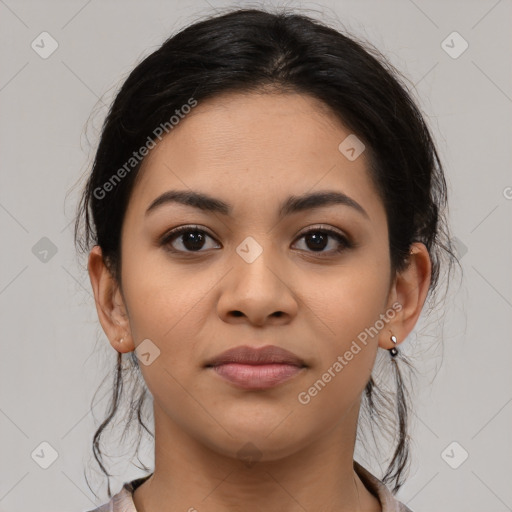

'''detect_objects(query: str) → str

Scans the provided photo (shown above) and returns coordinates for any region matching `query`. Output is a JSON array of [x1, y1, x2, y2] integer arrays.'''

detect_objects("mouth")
[[204, 345, 307, 390], [208, 363, 306, 390]]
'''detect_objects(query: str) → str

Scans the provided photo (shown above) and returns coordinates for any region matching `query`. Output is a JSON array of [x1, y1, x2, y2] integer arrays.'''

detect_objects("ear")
[[87, 245, 134, 353], [379, 242, 432, 350]]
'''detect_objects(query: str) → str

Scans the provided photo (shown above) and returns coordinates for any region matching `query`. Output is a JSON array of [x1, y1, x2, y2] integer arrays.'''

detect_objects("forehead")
[[125, 91, 384, 224]]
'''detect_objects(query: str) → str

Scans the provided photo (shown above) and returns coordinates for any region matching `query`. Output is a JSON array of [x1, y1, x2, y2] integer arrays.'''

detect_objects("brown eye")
[[161, 226, 220, 253], [293, 227, 352, 255]]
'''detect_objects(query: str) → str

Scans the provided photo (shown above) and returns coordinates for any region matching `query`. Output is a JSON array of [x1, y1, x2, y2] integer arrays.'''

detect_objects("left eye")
[[293, 227, 351, 254], [160, 225, 351, 255]]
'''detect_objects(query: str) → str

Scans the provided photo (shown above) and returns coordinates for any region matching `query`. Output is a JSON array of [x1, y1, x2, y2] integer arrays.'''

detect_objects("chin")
[[203, 424, 306, 463]]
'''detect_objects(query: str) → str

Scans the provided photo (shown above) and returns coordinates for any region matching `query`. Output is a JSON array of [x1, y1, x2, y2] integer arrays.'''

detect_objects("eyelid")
[[295, 224, 348, 238]]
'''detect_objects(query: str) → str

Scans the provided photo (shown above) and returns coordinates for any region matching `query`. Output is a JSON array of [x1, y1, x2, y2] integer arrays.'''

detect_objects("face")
[[93, 91, 407, 462]]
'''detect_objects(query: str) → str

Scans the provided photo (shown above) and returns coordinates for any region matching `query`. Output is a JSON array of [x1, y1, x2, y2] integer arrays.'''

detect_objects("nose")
[[216, 246, 298, 327]]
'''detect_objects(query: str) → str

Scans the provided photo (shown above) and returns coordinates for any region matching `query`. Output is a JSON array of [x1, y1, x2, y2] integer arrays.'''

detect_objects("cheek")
[[119, 259, 209, 398], [121, 239, 206, 336], [296, 283, 382, 429], [299, 259, 389, 398], [120, 261, 210, 414], [306, 259, 389, 342]]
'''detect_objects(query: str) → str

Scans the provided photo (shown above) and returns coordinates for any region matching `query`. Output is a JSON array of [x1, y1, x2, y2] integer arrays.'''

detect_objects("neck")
[[132, 400, 381, 512]]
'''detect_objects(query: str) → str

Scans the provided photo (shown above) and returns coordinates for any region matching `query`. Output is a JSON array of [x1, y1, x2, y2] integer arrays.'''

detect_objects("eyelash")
[[160, 224, 354, 257]]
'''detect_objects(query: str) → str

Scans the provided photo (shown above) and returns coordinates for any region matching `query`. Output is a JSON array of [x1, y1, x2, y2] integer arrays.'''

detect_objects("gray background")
[[1, 0, 511, 511]]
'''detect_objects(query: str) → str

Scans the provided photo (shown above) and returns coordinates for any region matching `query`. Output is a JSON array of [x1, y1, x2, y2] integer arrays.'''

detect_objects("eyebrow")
[[145, 189, 370, 220]]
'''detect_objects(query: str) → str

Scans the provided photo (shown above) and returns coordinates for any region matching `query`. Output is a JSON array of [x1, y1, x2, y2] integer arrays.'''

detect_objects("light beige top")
[[86, 460, 413, 512]]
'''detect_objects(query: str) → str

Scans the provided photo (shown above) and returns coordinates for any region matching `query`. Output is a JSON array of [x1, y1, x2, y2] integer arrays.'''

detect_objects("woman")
[[75, 7, 457, 512]]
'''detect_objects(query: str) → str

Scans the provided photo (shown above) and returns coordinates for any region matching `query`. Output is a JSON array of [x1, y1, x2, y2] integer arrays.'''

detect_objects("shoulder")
[[83, 503, 111, 512], [84, 506, 110, 512], [83, 474, 152, 512], [83, 486, 135, 512], [354, 460, 414, 512]]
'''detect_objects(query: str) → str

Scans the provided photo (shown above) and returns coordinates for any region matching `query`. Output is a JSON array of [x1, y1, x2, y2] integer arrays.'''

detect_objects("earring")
[[119, 337, 124, 344], [389, 333, 398, 357]]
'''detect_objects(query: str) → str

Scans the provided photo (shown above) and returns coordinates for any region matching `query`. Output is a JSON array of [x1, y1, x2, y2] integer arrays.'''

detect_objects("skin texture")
[[88, 91, 431, 512]]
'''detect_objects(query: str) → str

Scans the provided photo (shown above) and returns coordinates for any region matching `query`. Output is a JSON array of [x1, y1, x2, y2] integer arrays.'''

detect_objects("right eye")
[[160, 225, 221, 253]]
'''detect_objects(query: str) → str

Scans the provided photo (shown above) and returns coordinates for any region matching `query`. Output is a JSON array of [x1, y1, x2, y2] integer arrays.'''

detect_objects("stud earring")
[[119, 337, 124, 344], [389, 333, 398, 357]]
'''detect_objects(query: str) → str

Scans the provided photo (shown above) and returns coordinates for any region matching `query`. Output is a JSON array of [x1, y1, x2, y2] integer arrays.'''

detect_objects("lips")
[[204, 345, 306, 368], [204, 345, 307, 390]]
